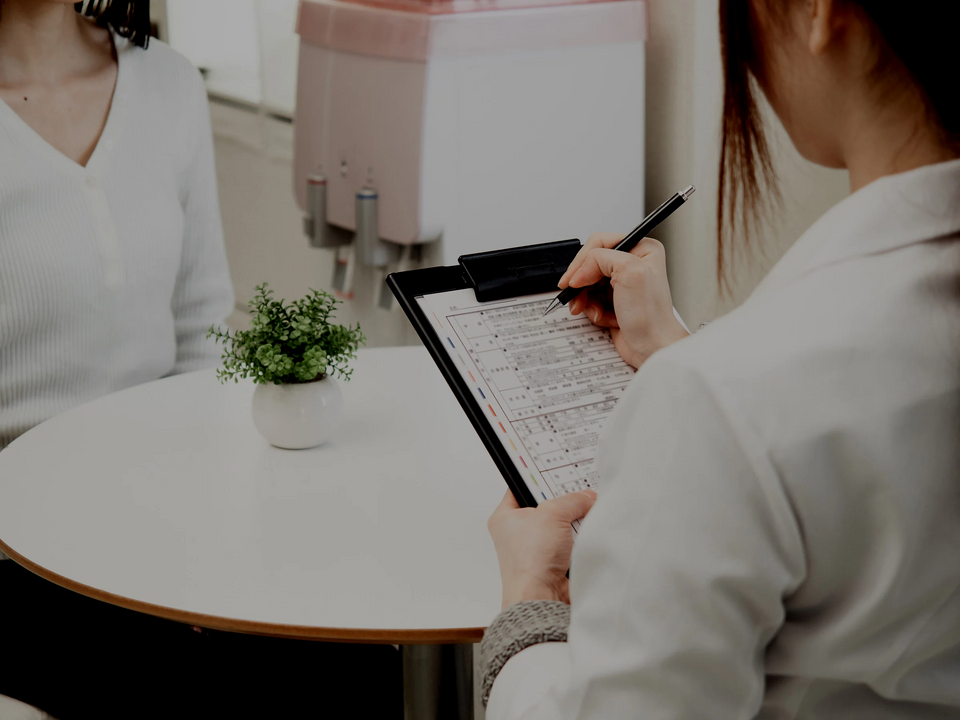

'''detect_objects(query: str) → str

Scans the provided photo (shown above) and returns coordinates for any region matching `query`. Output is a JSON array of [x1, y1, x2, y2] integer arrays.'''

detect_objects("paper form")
[[417, 289, 636, 508]]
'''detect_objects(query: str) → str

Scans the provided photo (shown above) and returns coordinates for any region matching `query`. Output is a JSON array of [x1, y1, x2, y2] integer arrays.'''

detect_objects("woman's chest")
[[0, 66, 117, 168], [0, 160, 185, 317]]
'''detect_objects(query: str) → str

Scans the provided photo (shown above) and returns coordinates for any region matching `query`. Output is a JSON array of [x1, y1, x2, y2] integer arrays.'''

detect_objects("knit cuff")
[[479, 600, 571, 707]]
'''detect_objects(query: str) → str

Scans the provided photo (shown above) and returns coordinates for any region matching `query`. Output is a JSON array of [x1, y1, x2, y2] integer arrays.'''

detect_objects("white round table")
[[0, 347, 505, 718]]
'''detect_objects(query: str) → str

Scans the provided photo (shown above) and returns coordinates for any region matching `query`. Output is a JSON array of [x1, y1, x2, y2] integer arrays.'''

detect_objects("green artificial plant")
[[208, 283, 365, 385]]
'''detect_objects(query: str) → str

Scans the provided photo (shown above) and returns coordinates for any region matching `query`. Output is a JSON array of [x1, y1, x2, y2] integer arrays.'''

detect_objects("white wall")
[[643, 0, 850, 328], [166, 0, 300, 115], [254, 0, 300, 115]]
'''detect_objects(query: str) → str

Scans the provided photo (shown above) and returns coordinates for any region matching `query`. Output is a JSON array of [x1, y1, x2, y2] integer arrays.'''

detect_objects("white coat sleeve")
[[487, 353, 807, 719], [169, 68, 235, 375]]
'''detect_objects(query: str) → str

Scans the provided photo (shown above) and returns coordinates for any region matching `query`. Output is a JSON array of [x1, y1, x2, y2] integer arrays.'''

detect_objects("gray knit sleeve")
[[479, 600, 571, 707]]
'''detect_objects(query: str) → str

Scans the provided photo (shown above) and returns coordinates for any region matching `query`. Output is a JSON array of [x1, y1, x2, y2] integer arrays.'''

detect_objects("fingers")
[[568, 289, 589, 316], [544, 490, 597, 523], [561, 236, 663, 288], [569, 290, 618, 328], [558, 233, 626, 289], [568, 248, 639, 289], [581, 298, 619, 328]]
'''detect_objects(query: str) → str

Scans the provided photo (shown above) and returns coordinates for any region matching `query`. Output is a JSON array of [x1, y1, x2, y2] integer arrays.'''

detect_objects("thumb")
[[497, 489, 521, 511], [544, 490, 597, 524]]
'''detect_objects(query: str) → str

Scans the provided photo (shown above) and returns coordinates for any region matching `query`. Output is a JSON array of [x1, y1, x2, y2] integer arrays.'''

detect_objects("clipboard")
[[387, 239, 583, 509]]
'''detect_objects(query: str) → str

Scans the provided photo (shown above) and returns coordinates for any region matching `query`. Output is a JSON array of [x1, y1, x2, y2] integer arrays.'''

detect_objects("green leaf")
[[211, 282, 365, 385]]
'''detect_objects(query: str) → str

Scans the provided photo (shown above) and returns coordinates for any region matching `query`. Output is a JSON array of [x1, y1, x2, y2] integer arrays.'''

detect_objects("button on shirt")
[[487, 158, 960, 719]]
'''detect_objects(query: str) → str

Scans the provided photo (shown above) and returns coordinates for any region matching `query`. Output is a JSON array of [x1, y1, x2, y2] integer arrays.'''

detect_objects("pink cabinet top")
[[296, 0, 647, 62], [333, 0, 634, 15]]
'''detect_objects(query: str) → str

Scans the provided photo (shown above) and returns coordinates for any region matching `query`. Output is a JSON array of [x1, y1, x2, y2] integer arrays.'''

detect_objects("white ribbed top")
[[0, 36, 234, 451]]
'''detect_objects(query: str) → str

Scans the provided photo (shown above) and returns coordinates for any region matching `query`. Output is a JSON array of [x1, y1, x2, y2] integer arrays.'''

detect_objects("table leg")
[[453, 643, 474, 720], [403, 645, 441, 720], [401, 644, 475, 720]]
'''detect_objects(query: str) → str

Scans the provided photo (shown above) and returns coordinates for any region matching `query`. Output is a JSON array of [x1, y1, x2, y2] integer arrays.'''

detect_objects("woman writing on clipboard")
[[480, 0, 960, 717]]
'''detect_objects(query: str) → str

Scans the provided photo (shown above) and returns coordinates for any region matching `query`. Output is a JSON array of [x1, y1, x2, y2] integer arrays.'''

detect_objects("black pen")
[[542, 185, 696, 317]]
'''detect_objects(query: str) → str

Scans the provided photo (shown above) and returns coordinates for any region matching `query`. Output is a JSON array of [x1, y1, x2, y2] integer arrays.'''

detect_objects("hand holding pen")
[[544, 186, 695, 316], [547, 186, 696, 369]]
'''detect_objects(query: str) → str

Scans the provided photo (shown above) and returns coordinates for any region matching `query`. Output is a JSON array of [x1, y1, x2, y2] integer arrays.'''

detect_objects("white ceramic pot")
[[251, 376, 343, 450]]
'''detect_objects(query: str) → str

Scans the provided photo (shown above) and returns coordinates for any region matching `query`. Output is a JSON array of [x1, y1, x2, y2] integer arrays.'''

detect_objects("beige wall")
[[644, 0, 850, 328], [149, 0, 168, 41]]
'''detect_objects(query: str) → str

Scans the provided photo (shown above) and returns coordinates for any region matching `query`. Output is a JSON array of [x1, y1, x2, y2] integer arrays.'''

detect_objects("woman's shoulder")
[[649, 237, 959, 458], [674, 239, 955, 373], [118, 36, 206, 106]]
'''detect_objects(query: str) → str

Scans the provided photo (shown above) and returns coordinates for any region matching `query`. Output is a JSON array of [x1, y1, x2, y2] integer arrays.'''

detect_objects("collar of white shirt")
[[754, 157, 960, 298]]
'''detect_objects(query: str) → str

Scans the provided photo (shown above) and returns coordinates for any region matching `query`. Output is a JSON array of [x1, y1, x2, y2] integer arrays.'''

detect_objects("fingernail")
[[590, 308, 600, 323]]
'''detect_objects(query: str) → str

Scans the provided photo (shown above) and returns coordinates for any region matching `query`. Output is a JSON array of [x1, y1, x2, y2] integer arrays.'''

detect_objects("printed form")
[[417, 289, 636, 506]]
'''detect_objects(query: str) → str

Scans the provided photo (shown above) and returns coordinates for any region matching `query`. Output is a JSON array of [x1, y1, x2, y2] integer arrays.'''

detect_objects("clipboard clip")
[[459, 239, 581, 303]]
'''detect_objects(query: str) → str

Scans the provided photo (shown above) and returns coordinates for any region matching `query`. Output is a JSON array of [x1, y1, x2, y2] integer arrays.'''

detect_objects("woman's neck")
[[0, 2, 107, 86], [842, 78, 960, 194]]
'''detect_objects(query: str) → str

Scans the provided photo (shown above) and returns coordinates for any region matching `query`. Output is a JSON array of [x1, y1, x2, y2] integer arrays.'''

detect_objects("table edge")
[[0, 539, 484, 645]]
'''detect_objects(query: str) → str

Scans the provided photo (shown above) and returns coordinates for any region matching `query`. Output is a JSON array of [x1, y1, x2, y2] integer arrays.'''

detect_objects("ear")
[[808, 0, 843, 56]]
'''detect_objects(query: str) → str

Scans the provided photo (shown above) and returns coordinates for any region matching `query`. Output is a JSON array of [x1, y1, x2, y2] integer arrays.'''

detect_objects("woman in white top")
[[0, 0, 232, 449], [481, 0, 960, 717], [0, 2, 401, 717]]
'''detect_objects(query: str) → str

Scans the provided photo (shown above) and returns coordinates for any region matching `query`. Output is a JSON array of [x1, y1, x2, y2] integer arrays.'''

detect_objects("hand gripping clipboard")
[[387, 239, 584, 509]]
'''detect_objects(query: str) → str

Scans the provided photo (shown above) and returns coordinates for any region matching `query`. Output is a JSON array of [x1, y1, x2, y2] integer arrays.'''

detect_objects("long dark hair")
[[0, 1, 150, 48], [76, 0, 151, 48], [717, 0, 960, 287]]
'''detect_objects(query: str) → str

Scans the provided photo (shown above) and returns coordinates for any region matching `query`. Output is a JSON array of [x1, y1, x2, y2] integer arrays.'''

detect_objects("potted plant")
[[208, 283, 365, 449]]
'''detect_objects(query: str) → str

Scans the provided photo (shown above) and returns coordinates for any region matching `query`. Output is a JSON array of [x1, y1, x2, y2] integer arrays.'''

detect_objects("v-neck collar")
[[0, 32, 130, 181], [752, 157, 960, 299]]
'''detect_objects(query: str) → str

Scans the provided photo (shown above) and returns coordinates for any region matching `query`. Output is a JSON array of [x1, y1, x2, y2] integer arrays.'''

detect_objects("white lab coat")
[[487, 158, 960, 719]]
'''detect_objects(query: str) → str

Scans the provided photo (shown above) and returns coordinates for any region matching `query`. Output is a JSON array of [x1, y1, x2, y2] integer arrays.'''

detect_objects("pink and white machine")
[[293, 0, 647, 300]]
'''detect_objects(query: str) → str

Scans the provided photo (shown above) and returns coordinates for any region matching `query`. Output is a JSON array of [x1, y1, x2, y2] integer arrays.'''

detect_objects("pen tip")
[[542, 299, 561, 317]]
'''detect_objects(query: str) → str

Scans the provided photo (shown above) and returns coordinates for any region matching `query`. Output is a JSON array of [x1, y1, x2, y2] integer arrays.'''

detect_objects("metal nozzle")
[[304, 174, 352, 249], [680, 185, 696, 200]]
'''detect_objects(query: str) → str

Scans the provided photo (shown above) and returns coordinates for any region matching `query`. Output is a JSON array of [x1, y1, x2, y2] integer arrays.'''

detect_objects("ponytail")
[[717, 0, 959, 289]]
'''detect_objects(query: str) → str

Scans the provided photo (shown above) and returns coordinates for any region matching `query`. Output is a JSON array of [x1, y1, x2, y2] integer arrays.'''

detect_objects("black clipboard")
[[387, 239, 582, 509]]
